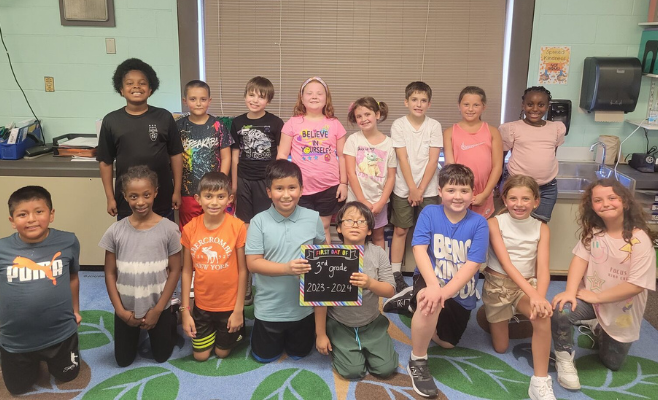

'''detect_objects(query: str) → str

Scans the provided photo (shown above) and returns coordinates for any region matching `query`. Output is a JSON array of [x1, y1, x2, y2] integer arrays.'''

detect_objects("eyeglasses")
[[340, 219, 368, 227]]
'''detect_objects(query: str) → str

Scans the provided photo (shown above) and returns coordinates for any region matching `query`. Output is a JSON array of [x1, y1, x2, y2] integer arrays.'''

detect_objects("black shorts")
[[235, 177, 272, 223], [250, 314, 315, 362], [192, 306, 246, 351], [412, 274, 471, 346], [298, 185, 344, 217], [0, 332, 80, 395]]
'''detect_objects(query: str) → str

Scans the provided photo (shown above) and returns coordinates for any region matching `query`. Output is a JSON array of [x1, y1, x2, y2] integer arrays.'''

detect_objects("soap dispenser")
[[547, 99, 572, 135]]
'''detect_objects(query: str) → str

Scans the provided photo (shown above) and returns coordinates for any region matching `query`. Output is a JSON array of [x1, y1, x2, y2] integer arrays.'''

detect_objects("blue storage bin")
[[0, 123, 42, 160]]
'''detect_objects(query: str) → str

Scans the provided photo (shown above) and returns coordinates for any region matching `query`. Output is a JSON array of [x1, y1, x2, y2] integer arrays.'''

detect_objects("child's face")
[[404, 91, 431, 118], [439, 182, 473, 215], [183, 87, 211, 118], [591, 185, 624, 224], [301, 82, 327, 114], [244, 90, 269, 115], [354, 106, 380, 133], [123, 178, 157, 217], [522, 91, 549, 125], [120, 70, 152, 105], [459, 94, 485, 123], [9, 199, 54, 243], [267, 176, 302, 217], [195, 188, 232, 217], [503, 186, 538, 220], [337, 207, 371, 245]]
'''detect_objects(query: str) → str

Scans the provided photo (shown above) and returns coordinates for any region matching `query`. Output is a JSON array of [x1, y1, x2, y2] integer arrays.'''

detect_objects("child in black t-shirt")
[[97, 58, 184, 220]]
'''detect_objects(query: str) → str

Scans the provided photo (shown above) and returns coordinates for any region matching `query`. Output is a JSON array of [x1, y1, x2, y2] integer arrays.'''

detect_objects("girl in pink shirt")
[[278, 77, 347, 242], [499, 86, 566, 222], [551, 179, 656, 391], [443, 86, 503, 219]]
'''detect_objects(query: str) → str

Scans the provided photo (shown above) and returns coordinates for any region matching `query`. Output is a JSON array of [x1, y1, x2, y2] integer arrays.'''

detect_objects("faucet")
[[590, 141, 607, 176]]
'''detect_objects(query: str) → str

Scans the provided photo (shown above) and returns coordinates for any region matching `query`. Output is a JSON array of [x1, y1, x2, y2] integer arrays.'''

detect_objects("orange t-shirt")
[[181, 214, 246, 312]]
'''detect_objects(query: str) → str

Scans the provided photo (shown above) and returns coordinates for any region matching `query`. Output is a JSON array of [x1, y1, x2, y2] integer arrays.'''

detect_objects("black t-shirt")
[[230, 111, 283, 181], [96, 106, 184, 217]]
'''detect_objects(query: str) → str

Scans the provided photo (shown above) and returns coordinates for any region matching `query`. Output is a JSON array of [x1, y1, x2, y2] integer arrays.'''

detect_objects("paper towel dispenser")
[[579, 57, 641, 113]]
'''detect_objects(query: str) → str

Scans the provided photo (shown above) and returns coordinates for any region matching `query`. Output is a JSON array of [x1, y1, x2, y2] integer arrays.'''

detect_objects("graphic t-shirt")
[[99, 218, 182, 319], [96, 106, 184, 217], [0, 229, 80, 353], [181, 214, 247, 312], [390, 116, 443, 198], [230, 112, 284, 181], [282, 116, 347, 195], [177, 115, 233, 197], [411, 205, 489, 310], [573, 230, 656, 342], [343, 131, 397, 204]]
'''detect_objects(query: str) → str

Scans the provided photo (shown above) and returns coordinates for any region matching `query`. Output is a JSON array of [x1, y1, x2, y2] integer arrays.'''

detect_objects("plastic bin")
[[0, 123, 42, 160]]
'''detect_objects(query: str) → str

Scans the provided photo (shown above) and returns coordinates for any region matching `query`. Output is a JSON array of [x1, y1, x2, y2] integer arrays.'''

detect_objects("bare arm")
[[345, 154, 370, 205], [277, 134, 293, 160], [441, 260, 480, 299], [552, 255, 588, 311], [535, 223, 551, 298], [180, 247, 196, 337], [246, 254, 309, 276], [227, 247, 247, 332], [373, 167, 396, 214], [443, 128, 454, 164], [578, 282, 645, 304], [170, 153, 183, 210], [336, 135, 347, 201], [395, 147, 416, 192], [314, 306, 332, 355], [70, 271, 81, 325], [99, 161, 117, 216], [104, 251, 129, 319], [481, 127, 503, 198], [219, 147, 232, 175], [418, 147, 440, 195], [413, 244, 445, 314], [231, 148, 240, 194]]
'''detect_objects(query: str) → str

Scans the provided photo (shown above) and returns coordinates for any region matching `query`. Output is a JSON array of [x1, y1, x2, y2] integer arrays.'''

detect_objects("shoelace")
[[409, 363, 430, 380], [557, 358, 577, 373], [538, 379, 554, 396]]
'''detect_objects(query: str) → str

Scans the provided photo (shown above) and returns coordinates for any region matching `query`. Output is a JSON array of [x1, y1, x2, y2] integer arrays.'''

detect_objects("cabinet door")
[[547, 200, 580, 275], [0, 176, 115, 266]]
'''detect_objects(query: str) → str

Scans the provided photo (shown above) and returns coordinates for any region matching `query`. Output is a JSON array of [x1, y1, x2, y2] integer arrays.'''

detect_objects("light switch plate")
[[44, 76, 55, 92], [105, 38, 116, 54]]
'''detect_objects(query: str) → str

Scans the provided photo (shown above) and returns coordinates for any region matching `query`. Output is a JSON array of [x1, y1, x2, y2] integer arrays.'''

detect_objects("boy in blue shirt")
[[399, 164, 489, 398], [0, 186, 82, 395], [245, 160, 325, 362]]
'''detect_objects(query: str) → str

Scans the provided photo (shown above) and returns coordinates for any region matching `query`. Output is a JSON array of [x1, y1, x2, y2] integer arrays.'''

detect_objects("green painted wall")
[[0, 0, 181, 141], [529, 0, 655, 155]]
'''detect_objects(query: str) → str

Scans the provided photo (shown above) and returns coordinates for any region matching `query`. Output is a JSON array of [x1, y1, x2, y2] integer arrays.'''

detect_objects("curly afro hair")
[[112, 58, 160, 94]]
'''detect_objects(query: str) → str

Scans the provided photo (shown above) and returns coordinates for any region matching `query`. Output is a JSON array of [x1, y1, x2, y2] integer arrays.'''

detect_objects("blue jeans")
[[532, 178, 557, 222]]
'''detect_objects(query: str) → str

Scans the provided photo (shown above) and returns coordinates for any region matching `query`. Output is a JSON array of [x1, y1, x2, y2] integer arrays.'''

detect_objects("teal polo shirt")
[[246, 205, 325, 322]]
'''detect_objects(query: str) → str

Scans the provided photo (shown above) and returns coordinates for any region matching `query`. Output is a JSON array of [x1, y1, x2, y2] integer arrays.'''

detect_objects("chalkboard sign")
[[299, 244, 363, 306]]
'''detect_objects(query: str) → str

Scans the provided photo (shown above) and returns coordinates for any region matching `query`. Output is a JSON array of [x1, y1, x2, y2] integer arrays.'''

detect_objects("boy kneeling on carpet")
[[315, 202, 398, 379], [0, 186, 82, 395]]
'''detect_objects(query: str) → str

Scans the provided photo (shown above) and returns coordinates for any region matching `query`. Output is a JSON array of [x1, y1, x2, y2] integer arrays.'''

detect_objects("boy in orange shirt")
[[180, 172, 248, 360]]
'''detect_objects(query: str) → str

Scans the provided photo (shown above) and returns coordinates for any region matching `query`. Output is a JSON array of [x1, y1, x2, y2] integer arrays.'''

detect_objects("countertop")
[[0, 155, 100, 178], [612, 165, 658, 191]]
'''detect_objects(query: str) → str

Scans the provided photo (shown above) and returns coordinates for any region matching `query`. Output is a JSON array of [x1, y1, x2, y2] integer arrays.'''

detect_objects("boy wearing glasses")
[[314, 202, 398, 379]]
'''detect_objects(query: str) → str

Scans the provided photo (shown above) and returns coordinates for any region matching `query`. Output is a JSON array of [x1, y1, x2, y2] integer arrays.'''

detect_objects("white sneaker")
[[528, 375, 556, 400], [554, 351, 581, 390]]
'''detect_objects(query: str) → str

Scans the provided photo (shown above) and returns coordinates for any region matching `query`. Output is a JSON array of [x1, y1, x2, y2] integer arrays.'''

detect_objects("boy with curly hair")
[[97, 58, 184, 220]]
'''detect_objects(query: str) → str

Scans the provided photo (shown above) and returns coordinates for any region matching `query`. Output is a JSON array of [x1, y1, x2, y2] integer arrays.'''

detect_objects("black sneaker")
[[407, 358, 439, 398], [383, 286, 414, 314], [394, 272, 409, 293]]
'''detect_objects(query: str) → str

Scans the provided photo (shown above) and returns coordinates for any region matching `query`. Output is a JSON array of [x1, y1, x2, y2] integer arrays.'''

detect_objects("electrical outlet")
[[44, 76, 55, 92], [105, 38, 116, 54]]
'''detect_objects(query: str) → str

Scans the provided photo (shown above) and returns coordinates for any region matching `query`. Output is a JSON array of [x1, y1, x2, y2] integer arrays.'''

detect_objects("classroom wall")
[[0, 0, 181, 141], [528, 0, 654, 156]]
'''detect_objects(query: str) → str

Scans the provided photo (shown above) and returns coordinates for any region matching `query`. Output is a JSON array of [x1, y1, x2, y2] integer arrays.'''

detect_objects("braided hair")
[[519, 86, 552, 119]]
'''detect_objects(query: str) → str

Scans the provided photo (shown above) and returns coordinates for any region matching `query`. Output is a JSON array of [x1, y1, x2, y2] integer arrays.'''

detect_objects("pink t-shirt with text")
[[282, 116, 347, 195], [573, 229, 656, 343]]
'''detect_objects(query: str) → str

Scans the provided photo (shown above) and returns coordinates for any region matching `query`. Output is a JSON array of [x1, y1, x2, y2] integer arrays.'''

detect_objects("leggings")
[[114, 310, 176, 367], [552, 299, 632, 371]]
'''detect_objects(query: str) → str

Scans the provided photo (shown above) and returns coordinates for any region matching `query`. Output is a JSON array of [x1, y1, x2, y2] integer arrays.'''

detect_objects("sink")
[[555, 161, 635, 199], [557, 177, 591, 191]]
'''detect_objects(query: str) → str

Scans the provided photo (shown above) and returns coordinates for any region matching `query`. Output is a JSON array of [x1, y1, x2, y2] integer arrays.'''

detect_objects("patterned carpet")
[[1, 272, 657, 400]]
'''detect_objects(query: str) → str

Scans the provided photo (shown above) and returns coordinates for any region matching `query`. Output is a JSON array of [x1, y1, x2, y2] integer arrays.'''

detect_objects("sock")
[[392, 262, 402, 274], [410, 352, 428, 361]]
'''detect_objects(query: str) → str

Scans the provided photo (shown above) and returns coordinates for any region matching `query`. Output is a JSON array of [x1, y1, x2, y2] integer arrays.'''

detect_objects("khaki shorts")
[[482, 269, 537, 323], [389, 193, 440, 229]]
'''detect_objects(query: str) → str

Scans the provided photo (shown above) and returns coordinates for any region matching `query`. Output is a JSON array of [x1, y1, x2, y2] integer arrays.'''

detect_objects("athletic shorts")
[[411, 274, 471, 346], [250, 314, 315, 362], [482, 268, 537, 323], [373, 208, 388, 230], [180, 196, 203, 230], [299, 185, 344, 217], [235, 177, 272, 223], [192, 306, 246, 351], [389, 193, 440, 229]]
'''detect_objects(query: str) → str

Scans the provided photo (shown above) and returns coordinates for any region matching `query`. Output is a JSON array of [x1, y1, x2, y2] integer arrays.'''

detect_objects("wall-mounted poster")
[[538, 46, 571, 85]]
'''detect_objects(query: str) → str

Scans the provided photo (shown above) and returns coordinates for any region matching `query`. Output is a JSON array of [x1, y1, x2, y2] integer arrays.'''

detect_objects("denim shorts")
[[532, 178, 557, 222]]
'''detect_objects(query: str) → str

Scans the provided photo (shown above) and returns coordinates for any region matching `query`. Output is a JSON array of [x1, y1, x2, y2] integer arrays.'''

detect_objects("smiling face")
[[301, 81, 327, 114], [183, 86, 211, 118], [9, 199, 54, 243], [267, 176, 302, 217], [439, 182, 473, 217], [195, 188, 232, 217], [459, 93, 486, 123], [123, 178, 157, 217], [503, 186, 539, 220], [404, 91, 431, 118], [244, 90, 269, 116], [354, 106, 380, 133], [522, 91, 549, 125], [591, 185, 625, 225], [120, 70, 152, 106], [336, 206, 371, 245]]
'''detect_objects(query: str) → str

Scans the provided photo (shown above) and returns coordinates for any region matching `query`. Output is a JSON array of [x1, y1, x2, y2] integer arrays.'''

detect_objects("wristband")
[[339, 182, 347, 186], [179, 305, 190, 312]]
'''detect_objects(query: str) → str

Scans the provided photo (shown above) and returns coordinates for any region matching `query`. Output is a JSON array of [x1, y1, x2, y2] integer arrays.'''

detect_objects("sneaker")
[[383, 286, 414, 314], [407, 358, 439, 398], [554, 351, 581, 390], [393, 272, 409, 293], [528, 375, 556, 400]]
